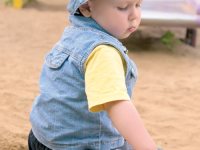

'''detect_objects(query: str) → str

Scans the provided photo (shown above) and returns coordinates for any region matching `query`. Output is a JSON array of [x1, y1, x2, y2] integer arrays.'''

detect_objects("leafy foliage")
[[4, 0, 12, 5], [160, 31, 181, 49]]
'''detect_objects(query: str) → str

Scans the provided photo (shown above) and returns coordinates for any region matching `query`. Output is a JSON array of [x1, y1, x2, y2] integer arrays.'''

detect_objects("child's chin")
[[118, 34, 130, 40]]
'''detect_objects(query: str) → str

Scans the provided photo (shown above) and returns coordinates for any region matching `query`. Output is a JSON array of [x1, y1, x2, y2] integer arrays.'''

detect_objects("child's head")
[[68, 0, 142, 39]]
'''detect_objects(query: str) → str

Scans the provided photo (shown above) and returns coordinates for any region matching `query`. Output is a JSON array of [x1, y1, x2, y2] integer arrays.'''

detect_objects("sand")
[[0, 1, 200, 150]]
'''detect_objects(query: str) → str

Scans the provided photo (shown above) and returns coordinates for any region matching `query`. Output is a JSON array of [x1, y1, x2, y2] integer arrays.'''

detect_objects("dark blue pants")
[[28, 130, 51, 150], [28, 130, 132, 150]]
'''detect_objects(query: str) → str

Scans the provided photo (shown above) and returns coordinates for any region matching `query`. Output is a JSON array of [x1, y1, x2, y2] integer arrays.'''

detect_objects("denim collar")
[[69, 15, 110, 35]]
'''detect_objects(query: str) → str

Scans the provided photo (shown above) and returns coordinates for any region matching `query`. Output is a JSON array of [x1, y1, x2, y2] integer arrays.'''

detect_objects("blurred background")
[[0, 0, 200, 150]]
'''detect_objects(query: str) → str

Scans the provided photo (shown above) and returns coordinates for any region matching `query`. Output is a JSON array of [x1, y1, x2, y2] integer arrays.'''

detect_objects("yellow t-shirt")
[[85, 45, 130, 112]]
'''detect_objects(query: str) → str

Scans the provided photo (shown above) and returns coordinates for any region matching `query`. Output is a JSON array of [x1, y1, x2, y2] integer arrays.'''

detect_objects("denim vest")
[[30, 15, 138, 150]]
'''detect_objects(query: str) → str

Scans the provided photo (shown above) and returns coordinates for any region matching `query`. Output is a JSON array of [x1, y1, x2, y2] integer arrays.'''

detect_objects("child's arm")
[[104, 100, 157, 150]]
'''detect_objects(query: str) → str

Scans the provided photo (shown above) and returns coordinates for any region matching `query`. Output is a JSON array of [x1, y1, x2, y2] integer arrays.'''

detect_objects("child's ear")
[[79, 3, 92, 17]]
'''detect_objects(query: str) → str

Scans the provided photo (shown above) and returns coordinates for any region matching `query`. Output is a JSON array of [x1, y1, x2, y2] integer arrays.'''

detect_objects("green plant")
[[4, 0, 12, 5], [160, 31, 180, 49]]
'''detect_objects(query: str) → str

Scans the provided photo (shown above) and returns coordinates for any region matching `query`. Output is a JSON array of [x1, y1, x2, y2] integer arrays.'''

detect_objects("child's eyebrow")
[[116, 0, 142, 4], [132, 0, 143, 4]]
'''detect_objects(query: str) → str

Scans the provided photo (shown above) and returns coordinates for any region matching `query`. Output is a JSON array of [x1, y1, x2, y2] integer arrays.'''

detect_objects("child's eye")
[[136, 3, 141, 7], [136, 0, 142, 8], [117, 6, 128, 11]]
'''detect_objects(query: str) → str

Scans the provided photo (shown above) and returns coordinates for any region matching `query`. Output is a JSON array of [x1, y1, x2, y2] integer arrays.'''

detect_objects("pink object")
[[141, 0, 200, 46], [187, 0, 200, 14], [141, 0, 200, 27], [197, 5, 200, 14]]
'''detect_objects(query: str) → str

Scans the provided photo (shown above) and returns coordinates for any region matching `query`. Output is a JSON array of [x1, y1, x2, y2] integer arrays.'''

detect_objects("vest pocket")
[[45, 51, 70, 69]]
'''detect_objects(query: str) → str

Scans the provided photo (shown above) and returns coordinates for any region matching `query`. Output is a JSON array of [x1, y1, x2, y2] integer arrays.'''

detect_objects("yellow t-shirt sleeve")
[[85, 45, 130, 112]]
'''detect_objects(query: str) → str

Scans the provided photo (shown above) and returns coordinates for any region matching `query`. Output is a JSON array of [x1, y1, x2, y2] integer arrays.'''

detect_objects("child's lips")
[[128, 26, 136, 32]]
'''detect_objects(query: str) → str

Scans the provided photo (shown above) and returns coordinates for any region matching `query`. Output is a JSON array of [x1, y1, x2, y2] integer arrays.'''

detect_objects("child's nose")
[[128, 8, 140, 21]]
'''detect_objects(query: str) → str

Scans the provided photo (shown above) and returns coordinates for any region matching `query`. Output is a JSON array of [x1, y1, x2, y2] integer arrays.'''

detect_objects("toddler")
[[28, 0, 157, 149]]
